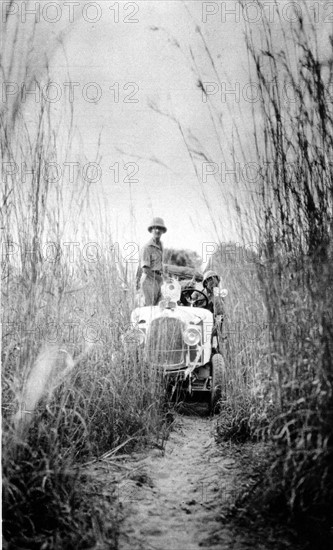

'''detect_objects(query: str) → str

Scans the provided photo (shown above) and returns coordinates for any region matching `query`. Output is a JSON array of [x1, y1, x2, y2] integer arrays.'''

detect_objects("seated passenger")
[[193, 270, 224, 317], [196, 271, 225, 352]]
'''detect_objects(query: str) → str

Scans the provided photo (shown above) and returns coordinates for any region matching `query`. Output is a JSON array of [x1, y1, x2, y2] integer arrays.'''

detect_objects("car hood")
[[131, 305, 213, 326]]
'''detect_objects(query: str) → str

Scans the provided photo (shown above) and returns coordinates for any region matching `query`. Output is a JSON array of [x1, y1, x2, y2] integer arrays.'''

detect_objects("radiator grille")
[[146, 317, 184, 365]]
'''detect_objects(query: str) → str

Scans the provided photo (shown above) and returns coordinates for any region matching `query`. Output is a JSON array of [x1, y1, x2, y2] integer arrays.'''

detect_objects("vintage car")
[[127, 275, 227, 414]]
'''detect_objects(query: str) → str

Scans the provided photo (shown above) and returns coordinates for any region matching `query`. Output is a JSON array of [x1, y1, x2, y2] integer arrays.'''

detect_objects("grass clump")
[[187, 2, 333, 542], [1, 17, 166, 547], [225, 1, 333, 543], [2, 343, 165, 549]]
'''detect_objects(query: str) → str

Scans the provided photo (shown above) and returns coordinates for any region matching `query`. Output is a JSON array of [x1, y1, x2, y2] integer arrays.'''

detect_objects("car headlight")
[[183, 327, 201, 346]]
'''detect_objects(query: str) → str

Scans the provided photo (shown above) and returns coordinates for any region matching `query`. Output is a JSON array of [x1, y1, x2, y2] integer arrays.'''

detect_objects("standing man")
[[139, 217, 167, 306]]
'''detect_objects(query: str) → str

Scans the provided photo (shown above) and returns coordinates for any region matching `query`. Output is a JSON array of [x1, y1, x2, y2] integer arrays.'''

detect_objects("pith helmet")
[[148, 217, 167, 233], [203, 270, 220, 287]]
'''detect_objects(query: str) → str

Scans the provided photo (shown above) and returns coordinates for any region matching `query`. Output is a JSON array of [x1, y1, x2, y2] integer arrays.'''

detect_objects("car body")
[[127, 279, 226, 413]]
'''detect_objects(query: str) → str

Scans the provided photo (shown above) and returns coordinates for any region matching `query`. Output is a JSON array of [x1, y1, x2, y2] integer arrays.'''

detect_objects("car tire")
[[209, 353, 225, 415]]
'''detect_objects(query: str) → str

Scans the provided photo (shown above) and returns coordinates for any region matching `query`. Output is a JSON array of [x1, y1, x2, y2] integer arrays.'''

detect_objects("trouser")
[[140, 272, 163, 306]]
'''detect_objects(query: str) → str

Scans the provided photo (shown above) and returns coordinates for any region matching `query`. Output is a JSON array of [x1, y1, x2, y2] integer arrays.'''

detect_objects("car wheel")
[[209, 353, 226, 415]]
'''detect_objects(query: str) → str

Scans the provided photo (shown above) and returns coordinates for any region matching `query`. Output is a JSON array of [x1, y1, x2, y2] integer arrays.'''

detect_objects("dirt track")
[[118, 414, 232, 550], [86, 412, 278, 550]]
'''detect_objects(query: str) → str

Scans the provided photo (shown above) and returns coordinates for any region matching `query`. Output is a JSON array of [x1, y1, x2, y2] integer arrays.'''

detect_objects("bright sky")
[[4, 0, 331, 258], [44, 0, 255, 256]]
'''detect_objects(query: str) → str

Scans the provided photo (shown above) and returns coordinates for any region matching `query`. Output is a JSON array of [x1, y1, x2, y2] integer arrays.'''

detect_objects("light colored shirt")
[[140, 238, 163, 271]]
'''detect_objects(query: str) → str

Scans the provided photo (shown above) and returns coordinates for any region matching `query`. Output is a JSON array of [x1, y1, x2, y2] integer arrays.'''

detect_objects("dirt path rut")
[[118, 415, 228, 549], [86, 413, 275, 550], [110, 414, 265, 550]]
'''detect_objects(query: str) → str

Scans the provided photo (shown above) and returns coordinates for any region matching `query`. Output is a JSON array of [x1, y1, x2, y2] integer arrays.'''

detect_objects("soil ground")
[[85, 407, 295, 550]]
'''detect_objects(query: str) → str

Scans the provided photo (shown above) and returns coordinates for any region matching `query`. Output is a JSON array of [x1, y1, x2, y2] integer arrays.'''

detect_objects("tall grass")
[[1, 138, 167, 547], [229, 1, 333, 541], [158, 1, 333, 542], [208, 245, 274, 441], [1, 13, 167, 548]]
